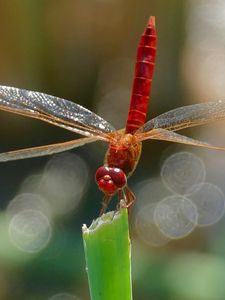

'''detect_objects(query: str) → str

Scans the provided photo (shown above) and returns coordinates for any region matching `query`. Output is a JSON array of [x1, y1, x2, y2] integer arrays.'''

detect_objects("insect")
[[0, 16, 225, 214]]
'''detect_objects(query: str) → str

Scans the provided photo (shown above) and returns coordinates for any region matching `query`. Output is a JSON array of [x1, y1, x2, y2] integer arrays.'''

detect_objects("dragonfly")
[[0, 16, 225, 214]]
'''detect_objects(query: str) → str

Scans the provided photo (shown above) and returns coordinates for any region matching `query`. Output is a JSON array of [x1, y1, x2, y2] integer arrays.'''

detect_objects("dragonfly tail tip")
[[148, 16, 156, 27]]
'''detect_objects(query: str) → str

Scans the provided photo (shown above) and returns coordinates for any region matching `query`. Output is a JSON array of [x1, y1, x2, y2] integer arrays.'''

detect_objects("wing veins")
[[138, 100, 225, 133], [138, 128, 225, 151], [0, 85, 115, 137], [0, 136, 99, 162], [0, 103, 110, 141]]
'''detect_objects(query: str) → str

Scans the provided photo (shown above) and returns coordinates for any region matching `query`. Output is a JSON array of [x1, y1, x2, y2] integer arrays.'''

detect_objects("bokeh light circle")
[[49, 293, 80, 300], [135, 203, 170, 247], [40, 153, 89, 216], [154, 195, 198, 239], [161, 152, 206, 195], [189, 182, 225, 226], [8, 209, 52, 253], [7, 193, 51, 219]]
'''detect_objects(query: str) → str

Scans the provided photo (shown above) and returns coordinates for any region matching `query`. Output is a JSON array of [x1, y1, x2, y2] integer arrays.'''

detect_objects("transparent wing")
[[0, 136, 98, 162], [138, 128, 225, 151], [0, 85, 115, 138], [138, 100, 225, 132]]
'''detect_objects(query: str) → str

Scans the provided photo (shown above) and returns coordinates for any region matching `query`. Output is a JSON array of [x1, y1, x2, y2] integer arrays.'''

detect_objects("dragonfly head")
[[95, 166, 127, 195]]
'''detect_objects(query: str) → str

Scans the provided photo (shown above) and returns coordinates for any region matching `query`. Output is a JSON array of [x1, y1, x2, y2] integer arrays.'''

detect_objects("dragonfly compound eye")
[[95, 166, 127, 195]]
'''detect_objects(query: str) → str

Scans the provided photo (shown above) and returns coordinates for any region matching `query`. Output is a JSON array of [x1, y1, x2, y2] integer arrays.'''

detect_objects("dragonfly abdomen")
[[126, 16, 157, 134]]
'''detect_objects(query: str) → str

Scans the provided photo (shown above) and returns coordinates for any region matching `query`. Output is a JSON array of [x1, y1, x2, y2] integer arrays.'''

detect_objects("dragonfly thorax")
[[95, 166, 127, 195], [105, 133, 142, 176]]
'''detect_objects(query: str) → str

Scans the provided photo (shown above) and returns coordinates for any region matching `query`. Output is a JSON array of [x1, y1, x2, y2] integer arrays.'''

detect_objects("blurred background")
[[0, 0, 225, 299]]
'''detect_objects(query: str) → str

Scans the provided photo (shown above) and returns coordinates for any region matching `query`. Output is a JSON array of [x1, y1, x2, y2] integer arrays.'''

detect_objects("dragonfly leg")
[[116, 189, 125, 211], [116, 186, 136, 215], [123, 186, 136, 215], [124, 186, 135, 207], [99, 195, 112, 216]]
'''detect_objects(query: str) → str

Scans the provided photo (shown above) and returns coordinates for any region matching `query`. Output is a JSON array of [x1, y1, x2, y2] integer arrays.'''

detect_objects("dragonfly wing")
[[0, 136, 98, 162], [0, 86, 115, 137], [138, 100, 225, 132], [139, 128, 225, 150]]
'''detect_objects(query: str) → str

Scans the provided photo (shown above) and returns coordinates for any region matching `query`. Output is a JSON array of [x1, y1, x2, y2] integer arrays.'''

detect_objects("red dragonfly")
[[0, 16, 225, 214]]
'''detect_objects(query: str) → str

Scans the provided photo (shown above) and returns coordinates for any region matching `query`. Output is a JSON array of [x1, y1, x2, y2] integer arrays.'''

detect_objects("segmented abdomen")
[[125, 16, 157, 134]]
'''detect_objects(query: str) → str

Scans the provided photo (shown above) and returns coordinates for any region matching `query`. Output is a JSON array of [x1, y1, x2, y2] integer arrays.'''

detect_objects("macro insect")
[[0, 17, 225, 214]]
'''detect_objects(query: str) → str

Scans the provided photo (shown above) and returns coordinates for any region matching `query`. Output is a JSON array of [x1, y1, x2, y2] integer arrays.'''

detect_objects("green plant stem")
[[82, 208, 132, 300]]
